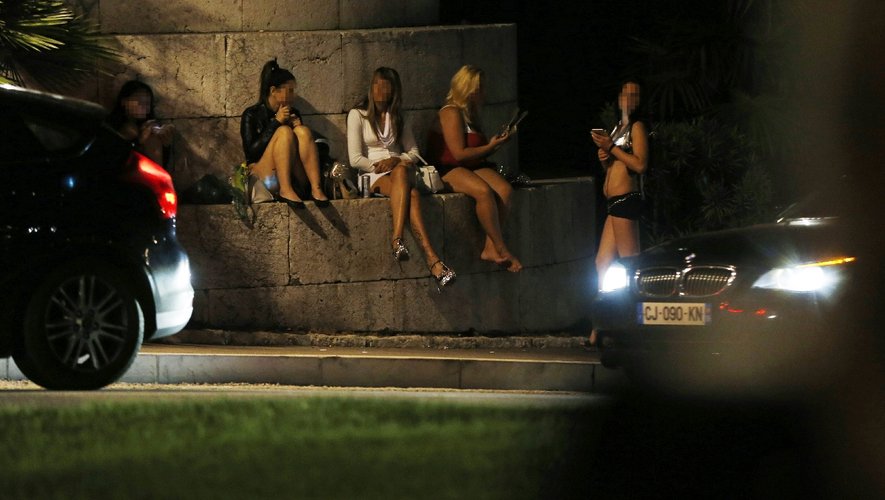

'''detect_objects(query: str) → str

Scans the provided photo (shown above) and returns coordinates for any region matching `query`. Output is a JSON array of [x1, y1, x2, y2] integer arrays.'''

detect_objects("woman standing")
[[347, 67, 455, 287], [240, 59, 329, 209], [428, 65, 522, 273], [589, 79, 649, 346]]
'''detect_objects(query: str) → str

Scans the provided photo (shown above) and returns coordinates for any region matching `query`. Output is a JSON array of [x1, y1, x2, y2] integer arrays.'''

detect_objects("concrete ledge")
[[178, 179, 596, 333]]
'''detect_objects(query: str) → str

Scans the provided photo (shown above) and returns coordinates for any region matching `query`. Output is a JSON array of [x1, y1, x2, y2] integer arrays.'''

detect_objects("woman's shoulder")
[[348, 108, 368, 119], [242, 101, 265, 117]]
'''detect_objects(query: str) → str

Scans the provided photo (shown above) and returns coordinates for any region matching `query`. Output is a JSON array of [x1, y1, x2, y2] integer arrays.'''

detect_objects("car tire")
[[14, 261, 144, 390]]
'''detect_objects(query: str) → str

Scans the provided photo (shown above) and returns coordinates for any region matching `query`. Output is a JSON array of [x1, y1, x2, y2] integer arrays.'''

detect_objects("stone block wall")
[[178, 180, 597, 333], [67, 0, 519, 193]]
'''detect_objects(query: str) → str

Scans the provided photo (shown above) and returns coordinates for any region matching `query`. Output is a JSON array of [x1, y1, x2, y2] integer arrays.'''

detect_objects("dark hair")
[[618, 77, 645, 125], [258, 59, 296, 105], [107, 80, 155, 129], [353, 67, 404, 143]]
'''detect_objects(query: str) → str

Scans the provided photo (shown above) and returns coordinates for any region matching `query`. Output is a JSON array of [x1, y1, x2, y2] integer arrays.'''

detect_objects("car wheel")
[[14, 262, 144, 390]]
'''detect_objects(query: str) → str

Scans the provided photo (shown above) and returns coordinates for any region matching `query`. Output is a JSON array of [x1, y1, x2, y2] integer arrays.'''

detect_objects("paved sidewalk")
[[2, 337, 626, 393]]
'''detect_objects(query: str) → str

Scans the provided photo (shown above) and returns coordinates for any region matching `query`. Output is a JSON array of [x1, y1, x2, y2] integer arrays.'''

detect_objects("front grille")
[[635, 266, 735, 298], [683, 267, 735, 296], [636, 268, 678, 297]]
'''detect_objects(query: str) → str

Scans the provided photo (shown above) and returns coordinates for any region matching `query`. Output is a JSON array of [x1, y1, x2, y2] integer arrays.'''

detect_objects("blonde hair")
[[444, 65, 483, 125]]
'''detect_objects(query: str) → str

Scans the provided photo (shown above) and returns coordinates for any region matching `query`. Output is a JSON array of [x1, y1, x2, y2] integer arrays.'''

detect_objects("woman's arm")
[[346, 109, 376, 172], [399, 120, 419, 164], [240, 106, 282, 162], [439, 107, 508, 163], [608, 122, 648, 174]]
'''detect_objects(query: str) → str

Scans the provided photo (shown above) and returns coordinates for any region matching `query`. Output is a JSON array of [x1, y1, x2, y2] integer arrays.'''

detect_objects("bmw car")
[[593, 189, 856, 392], [0, 84, 193, 390]]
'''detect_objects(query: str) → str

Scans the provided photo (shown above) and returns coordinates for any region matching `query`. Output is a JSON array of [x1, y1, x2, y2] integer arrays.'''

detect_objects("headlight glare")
[[600, 263, 629, 292], [752, 257, 853, 292]]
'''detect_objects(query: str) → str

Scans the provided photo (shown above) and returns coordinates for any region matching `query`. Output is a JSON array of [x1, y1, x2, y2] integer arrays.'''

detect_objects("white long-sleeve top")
[[346, 108, 419, 173]]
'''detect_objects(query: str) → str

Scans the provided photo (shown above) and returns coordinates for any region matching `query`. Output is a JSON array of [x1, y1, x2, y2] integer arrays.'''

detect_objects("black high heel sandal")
[[429, 260, 456, 290], [274, 194, 305, 210]]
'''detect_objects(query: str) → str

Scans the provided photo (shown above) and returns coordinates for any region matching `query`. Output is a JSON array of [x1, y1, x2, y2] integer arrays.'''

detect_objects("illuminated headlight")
[[600, 262, 629, 292], [752, 257, 854, 292]]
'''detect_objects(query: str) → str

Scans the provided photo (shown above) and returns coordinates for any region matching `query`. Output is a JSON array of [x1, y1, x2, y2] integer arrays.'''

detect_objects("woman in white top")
[[347, 67, 455, 287]]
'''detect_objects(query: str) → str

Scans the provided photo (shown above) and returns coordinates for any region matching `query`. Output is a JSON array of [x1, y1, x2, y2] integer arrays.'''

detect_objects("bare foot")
[[589, 329, 598, 346], [500, 252, 522, 273], [480, 247, 507, 264]]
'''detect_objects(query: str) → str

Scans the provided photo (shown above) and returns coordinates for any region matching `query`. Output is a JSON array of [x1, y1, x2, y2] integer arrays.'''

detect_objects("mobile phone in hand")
[[591, 128, 606, 135]]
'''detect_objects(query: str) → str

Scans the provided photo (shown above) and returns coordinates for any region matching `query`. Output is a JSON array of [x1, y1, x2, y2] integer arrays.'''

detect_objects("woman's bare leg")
[[444, 167, 522, 272], [251, 126, 302, 202], [474, 168, 515, 266], [372, 163, 410, 252], [591, 216, 618, 346], [292, 125, 328, 202]]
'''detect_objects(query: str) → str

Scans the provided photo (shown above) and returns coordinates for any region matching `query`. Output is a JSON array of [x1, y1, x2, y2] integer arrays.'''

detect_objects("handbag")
[[415, 164, 444, 194], [412, 153, 444, 194]]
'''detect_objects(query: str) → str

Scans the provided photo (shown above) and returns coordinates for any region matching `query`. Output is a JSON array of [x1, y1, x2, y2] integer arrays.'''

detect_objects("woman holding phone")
[[108, 80, 175, 169], [240, 59, 329, 209], [427, 64, 522, 273], [589, 78, 649, 346]]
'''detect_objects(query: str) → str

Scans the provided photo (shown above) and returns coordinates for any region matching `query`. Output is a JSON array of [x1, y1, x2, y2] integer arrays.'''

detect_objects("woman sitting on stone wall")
[[108, 80, 175, 169], [427, 65, 521, 272], [347, 67, 455, 288], [240, 59, 329, 209]]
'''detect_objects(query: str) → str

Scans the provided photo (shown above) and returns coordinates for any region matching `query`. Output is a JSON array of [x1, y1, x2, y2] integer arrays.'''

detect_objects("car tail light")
[[126, 152, 177, 219]]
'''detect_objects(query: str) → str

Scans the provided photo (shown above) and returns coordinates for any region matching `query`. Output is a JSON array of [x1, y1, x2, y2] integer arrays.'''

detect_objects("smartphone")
[[501, 109, 528, 135], [591, 128, 607, 135]]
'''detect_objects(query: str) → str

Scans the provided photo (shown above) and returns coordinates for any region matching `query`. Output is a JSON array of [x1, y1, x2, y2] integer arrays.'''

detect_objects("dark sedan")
[[0, 84, 193, 390], [593, 192, 855, 393]]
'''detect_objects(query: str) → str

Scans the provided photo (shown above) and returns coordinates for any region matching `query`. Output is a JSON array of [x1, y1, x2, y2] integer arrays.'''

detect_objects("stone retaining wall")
[[178, 179, 596, 333]]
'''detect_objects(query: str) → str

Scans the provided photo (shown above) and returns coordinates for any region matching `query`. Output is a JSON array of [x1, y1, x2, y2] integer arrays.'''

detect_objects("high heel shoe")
[[429, 260, 456, 289], [392, 238, 410, 261], [274, 194, 305, 210]]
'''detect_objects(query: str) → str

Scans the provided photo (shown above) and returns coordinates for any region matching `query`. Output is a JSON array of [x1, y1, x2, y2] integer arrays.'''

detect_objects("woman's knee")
[[390, 163, 409, 183], [272, 125, 296, 144], [293, 124, 314, 142]]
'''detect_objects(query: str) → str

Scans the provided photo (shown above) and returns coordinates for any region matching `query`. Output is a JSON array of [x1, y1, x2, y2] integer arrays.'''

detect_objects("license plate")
[[637, 302, 711, 326]]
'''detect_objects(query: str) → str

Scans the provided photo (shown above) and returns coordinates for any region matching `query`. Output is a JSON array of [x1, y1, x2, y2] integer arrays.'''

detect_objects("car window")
[[0, 106, 91, 163]]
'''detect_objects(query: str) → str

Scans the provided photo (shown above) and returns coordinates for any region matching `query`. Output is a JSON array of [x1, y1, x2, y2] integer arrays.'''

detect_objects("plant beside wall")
[[0, 0, 116, 90]]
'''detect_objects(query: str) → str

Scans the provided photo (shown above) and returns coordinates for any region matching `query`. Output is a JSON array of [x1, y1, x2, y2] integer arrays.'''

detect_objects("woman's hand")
[[591, 130, 613, 152], [139, 121, 175, 146], [290, 115, 302, 128], [373, 157, 400, 174], [597, 147, 612, 166], [489, 130, 511, 149], [275, 104, 291, 125]]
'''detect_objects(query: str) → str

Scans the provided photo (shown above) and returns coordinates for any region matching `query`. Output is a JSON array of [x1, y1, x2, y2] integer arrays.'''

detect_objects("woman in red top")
[[428, 65, 522, 272]]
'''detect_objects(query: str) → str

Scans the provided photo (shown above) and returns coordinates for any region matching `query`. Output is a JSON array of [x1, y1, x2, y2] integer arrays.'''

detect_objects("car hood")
[[631, 218, 851, 269]]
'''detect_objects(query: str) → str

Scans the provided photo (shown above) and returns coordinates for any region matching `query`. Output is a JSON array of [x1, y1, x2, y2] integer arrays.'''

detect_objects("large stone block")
[[289, 196, 444, 284], [170, 117, 243, 189], [517, 259, 595, 331], [226, 32, 344, 117], [301, 113, 348, 164], [206, 281, 397, 330], [339, 0, 439, 29], [243, 0, 339, 31], [100, 34, 227, 118], [177, 204, 290, 289], [461, 25, 518, 105], [342, 27, 463, 112], [439, 193, 488, 276], [98, 0, 242, 34]]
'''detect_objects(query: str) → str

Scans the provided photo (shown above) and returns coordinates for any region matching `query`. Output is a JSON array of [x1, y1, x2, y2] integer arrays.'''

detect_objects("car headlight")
[[752, 257, 855, 292], [600, 262, 629, 292]]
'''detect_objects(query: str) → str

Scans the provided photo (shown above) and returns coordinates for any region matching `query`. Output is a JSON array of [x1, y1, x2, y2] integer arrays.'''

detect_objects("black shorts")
[[607, 191, 643, 220]]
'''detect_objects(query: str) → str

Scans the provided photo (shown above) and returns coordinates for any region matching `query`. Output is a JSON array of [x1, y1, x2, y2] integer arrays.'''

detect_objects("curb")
[[1, 344, 627, 393]]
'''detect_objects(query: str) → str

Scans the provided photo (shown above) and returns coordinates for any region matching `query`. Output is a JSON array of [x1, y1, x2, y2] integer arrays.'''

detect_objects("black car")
[[593, 190, 856, 393], [0, 84, 193, 390]]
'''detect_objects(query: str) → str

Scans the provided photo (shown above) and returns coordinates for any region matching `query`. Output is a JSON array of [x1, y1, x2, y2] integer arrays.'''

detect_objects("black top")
[[240, 101, 301, 164]]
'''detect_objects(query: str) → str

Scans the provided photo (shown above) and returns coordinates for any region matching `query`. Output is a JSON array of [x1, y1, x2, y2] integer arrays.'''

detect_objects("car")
[[0, 84, 193, 390], [593, 187, 856, 394]]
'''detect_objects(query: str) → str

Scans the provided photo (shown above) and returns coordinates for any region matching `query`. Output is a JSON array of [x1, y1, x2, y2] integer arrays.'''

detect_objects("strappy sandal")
[[392, 238, 410, 261], [429, 260, 456, 291]]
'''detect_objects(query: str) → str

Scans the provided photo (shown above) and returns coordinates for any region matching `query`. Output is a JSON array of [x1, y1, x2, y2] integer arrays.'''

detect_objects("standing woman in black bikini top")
[[588, 79, 649, 346]]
